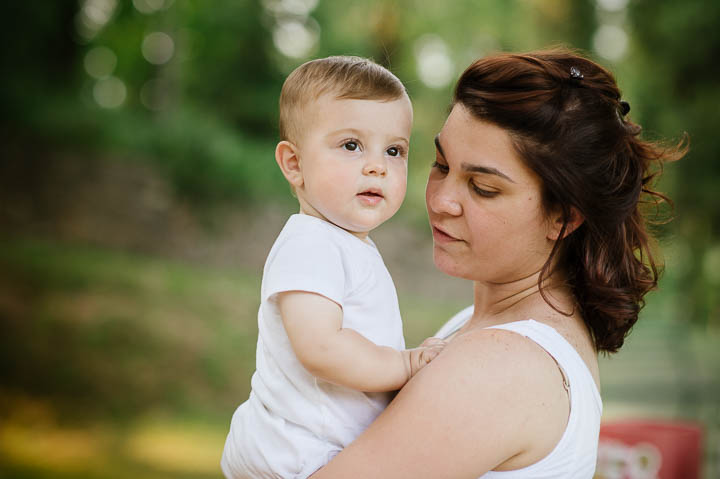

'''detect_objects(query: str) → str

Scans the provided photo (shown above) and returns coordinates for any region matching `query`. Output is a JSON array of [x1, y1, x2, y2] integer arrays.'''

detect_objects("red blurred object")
[[595, 420, 703, 479]]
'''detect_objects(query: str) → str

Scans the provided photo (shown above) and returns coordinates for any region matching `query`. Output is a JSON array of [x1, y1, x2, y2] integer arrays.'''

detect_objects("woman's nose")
[[362, 154, 387, 176], [426, 181, 462, 216]]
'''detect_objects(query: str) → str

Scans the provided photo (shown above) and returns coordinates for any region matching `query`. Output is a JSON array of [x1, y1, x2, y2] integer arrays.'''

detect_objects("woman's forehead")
[[439, 105, 546, 192], [442, 106, 512, 151], [440, 107, 530, 173]]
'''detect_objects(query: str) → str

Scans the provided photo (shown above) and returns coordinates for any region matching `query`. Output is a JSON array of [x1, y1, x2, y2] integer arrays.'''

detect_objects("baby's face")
[[295, 94, 413, 238]]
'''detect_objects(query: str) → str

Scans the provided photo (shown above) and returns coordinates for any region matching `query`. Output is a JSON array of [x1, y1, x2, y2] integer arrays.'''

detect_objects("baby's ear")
[[547, 206, 584, 241], [275, 141, 304, 188]]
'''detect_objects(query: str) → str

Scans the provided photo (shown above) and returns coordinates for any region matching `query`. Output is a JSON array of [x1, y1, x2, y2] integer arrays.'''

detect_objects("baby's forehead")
[[309, 89, 409, 107], [278, 57, 410, 143], [306, 89, 409, 115], [295, 93, 412, 138]]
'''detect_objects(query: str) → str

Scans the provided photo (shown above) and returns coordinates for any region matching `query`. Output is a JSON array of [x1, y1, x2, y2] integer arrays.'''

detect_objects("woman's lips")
[[432, 225, 462, 243]]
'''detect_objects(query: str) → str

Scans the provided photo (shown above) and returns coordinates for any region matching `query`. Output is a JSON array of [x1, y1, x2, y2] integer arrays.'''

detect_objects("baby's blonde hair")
[[279, 56, 407, 144]]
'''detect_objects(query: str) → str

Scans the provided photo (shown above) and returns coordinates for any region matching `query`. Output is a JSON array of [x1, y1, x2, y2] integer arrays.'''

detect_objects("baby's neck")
[[297, 204, 371, 242]]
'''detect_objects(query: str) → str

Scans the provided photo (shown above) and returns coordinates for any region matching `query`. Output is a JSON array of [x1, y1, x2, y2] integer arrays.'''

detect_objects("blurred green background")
[[1, 0, 719, 478]]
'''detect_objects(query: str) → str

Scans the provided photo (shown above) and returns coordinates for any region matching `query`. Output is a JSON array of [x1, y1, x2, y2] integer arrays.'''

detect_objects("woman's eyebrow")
[[434, 135, 445, 157], [462, 163, 516, 183], [435, 134, 516, 183]]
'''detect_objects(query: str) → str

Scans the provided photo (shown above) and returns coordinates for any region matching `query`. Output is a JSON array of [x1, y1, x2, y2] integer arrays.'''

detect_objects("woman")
[[310, 48, 685, 478]]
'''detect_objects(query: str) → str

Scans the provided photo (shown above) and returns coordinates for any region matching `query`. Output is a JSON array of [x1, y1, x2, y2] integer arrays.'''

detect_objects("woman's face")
[[425, 104, 556, 284]]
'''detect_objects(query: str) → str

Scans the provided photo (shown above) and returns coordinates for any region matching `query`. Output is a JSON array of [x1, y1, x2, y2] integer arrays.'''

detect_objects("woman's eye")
[[343, 141, 359, 151], [387, 147, 400, 157], [471, 183, 499, 198], [432, 160, 449, 173]]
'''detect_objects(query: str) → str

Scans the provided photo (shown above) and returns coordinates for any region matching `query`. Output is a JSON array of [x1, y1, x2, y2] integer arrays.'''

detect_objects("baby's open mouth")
[[358, 189, 383, 198], [357, 189, 384, 205]]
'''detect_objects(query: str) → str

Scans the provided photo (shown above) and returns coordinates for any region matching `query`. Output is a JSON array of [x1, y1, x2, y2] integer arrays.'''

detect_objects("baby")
[[221, 56, 445, 479]]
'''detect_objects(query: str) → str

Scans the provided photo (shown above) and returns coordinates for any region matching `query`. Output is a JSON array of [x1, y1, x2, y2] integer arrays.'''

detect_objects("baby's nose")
[[363, 155, 387, 176]]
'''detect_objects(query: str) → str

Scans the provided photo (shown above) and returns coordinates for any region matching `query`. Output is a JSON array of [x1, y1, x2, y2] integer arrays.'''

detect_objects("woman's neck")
[[470, 269, 572, 327]]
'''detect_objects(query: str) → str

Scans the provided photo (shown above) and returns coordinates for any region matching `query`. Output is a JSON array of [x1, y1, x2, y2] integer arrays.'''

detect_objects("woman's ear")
[[275, 140, 304, 188], [547, 206, 584, 241]]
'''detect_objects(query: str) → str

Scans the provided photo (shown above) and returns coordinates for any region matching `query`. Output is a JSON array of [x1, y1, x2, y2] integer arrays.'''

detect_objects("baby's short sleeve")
[[262, 233, 346, 307]]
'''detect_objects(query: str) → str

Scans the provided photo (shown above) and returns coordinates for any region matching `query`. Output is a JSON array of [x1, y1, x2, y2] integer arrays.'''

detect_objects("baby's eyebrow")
[[325, 128, 408, 146], [325, 128, 363, 138]]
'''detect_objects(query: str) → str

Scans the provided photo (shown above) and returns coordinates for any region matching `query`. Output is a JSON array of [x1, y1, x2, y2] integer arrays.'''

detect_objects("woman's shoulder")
[[433, 308, 575, 386], [311, 319, 575, 477], [427, 323, 571, 422], [439, 323, 568, 384], [405, 324, 572, 471]]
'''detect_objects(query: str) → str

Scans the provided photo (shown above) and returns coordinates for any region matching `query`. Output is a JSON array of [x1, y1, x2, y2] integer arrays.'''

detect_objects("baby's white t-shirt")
[[222, 214, 405, 478]]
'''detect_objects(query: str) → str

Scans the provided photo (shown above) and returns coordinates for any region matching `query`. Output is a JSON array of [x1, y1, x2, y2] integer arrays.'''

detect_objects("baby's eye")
[[386, 146, 402, 157], [343, 141, 359, 151]]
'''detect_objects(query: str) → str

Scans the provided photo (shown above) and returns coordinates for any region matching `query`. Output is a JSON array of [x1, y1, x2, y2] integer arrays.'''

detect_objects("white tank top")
[[435, 307, 602, 479]]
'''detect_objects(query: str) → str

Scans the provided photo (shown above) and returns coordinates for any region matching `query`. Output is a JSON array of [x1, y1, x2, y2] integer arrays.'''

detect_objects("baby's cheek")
[[388, 178, 407, 202], [315, 175, 347, 196], [393, 161, 408, 176], [391, 163, 408, 182]]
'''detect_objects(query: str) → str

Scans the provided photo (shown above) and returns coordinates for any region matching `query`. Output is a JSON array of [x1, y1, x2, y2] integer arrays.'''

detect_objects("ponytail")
[[454, 48, 687, 352]]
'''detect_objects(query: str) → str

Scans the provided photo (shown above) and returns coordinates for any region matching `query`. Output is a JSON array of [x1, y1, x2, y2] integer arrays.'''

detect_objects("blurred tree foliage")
[[627, 0, 720, 328], [3, 0, 592, 204], [1, 0, 718, 326]]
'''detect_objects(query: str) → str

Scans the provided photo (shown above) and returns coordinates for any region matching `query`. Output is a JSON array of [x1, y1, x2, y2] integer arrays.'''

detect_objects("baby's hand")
[[403, 337, 447, 380]]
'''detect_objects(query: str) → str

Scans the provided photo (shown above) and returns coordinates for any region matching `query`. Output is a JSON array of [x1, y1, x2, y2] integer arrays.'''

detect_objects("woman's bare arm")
[[310, 328, 570, 478]]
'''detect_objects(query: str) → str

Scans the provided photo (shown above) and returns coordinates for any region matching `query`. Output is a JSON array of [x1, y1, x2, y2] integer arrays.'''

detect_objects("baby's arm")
[[277, 290, 446, 392]]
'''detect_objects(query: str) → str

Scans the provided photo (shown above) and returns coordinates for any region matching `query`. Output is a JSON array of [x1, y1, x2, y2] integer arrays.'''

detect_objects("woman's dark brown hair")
[[454, 48, 686, 353]]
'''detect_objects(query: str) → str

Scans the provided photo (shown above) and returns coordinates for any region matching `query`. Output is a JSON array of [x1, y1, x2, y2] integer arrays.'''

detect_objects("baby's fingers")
[[420, 337, 446, 348], [421, 338, 447, 359], [419, 340, 446, 364], [407, 341, 448, 378], [420, 347, 441, 364]]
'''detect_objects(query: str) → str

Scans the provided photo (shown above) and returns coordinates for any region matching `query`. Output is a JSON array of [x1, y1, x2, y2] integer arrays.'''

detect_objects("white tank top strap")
[[479, 319, 602, 478], [433, 304, 474, 340], [485, 319, 601, 404], [435, 313, 602, 478]]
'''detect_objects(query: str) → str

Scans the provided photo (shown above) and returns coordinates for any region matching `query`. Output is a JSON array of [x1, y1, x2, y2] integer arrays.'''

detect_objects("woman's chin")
[[432, 249, 466, 278]]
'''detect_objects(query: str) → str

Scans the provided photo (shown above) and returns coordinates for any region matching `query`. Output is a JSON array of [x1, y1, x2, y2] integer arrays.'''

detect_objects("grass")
[[0, 236, 717, 477], [0, 236, 464, 478]]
